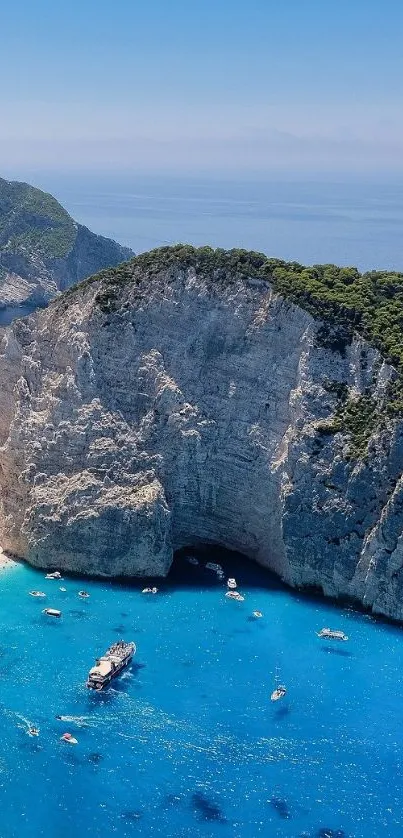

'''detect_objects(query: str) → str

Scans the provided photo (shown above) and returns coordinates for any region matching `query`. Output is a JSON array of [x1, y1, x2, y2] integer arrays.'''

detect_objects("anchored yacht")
[[317, 628, 348, 641]]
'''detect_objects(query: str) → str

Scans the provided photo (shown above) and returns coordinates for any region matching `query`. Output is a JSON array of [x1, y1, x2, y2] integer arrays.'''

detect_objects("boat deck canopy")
[[89, 660, 113, 677]]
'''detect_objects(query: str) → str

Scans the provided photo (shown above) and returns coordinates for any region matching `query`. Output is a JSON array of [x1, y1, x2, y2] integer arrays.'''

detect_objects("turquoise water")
[[1, 551, 402, 838]]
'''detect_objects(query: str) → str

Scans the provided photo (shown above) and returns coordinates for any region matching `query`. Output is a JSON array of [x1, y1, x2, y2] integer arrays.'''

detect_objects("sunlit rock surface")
[[0, 248, 402, 619]]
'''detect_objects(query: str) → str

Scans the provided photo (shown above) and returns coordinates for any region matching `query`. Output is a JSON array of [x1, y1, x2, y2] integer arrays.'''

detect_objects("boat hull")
[[86, 649, 134, 690]]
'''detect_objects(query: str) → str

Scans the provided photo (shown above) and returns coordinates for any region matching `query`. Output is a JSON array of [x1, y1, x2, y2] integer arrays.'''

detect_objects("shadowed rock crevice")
[[0, 247, 402, 620]]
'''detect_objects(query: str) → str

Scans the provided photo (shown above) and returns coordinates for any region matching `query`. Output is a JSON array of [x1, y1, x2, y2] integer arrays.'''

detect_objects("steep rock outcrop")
[[0, 247, 403, 620], [0, 176, 133, 315]]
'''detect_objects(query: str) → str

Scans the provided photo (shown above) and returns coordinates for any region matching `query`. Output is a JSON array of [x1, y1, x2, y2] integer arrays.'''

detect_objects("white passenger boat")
[[86, 640, 136, 690]]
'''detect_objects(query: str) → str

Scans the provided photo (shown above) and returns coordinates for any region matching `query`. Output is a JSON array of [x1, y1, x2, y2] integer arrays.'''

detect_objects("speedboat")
[[61, 732, 78, 744], [271, 685, 287, 702], [142, 587, 158, 594], [225, 590, 245, 602], [42, 608, 61, 618], [317, 628, 348, 641], [252, 610, 263, 618], [78, 591, 90, 599], [59, 587, 67, 592], [55, 715, 88, 725], [227, 578, 237, 589], [29, 591, 46, 598], [45, 571, 62, 580], [28, 726, 39, 737]]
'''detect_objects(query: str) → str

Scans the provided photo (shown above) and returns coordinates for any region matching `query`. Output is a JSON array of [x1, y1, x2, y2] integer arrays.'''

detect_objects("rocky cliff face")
[[0, 247, 402, 620], [0, 176, 133, 314]]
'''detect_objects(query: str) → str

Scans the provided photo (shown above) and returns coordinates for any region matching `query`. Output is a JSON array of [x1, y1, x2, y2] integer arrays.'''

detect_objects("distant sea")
[[36, 174, 403, 272]]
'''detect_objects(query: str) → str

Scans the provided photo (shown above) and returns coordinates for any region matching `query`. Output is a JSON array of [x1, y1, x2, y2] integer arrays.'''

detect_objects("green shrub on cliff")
[[91, 245, 403, 382], [318, 393, 379, 458], [0, 177, 76, 258], [128, 244, 267, 279], [265, 260, 403, 372]]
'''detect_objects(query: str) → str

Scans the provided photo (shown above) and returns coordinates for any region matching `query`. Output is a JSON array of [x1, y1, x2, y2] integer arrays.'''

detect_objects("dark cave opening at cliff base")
[[168, 546, 288, 592], [169, 545, 320, 602], [166, 546, 386, 626]]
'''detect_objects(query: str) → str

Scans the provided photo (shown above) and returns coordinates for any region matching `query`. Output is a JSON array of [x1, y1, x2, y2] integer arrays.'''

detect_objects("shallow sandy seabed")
[[0, 547, 19, 571]]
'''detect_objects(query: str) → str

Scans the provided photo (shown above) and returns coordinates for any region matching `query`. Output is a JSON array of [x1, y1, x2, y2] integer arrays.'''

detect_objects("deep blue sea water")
[[32, 174, 403, 272], [1, 550, 403, 838]]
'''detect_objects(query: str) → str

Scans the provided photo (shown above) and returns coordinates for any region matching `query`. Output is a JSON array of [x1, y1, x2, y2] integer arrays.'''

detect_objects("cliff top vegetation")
[[0, 177, 77, 259], [76, 244, 403, 381]]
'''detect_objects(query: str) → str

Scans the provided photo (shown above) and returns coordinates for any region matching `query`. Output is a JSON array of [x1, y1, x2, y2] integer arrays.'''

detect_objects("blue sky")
[[1, 0, 402, 176]]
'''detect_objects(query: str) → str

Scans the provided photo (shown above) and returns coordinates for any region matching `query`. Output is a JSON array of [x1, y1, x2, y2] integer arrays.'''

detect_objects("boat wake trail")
[[55, 715, 90, 727], [12, 712, 34, 732]]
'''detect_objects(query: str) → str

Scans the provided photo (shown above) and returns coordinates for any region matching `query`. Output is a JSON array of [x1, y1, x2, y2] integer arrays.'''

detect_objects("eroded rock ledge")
[[0, 246, 403, 620]]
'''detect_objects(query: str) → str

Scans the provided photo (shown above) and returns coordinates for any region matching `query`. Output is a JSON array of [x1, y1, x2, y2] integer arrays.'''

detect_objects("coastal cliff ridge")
[[0, 175, 133, 313], [1, 244, 403, 620]]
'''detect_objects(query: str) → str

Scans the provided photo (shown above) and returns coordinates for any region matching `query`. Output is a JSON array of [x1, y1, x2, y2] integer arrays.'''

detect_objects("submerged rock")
[[87, 752, 104, 764], [0, 245, 402, 620], [191, 792, 226, 822], [268, 796, 291, 819]]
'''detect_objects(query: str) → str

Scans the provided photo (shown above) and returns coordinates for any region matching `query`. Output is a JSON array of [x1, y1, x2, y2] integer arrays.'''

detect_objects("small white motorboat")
[[227, 578, 237, 589], [271, 685, 287, 702], [186, 556, 199, 566], [252, 610, 263, 618], [61, 732, 78, 745], [28, 726, 40, 737], [142, 587, 158, 594], [78, 591, 90, 599], [317, 628, 348, 641], [225, 590, 245, 602], [206, 562, 223, 574], [45, 571, 62, 580], [29, 591, 46, 598], [42, 608, 61, 618], [59, 587, 67, 592]]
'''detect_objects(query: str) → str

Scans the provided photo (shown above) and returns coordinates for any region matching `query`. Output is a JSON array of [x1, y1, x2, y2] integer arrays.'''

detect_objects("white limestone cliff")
[[0, 254, 402, 619]]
